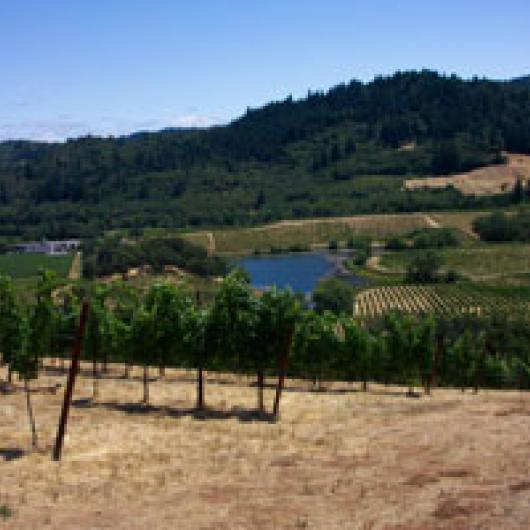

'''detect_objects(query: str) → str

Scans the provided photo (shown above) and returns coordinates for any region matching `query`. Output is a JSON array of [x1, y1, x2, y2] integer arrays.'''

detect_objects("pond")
[[236, 251, 368, 294]]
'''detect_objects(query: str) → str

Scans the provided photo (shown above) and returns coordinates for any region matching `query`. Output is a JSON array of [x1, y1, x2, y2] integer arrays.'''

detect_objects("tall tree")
[[207, 269, 257, 384], [294, 311, 339, 391], [385, 313, 423, 395], [84, 286, 109, 400], [10, 315, 39, 448], [145, 282, 192, 378], [0, 275, 23, 384], [446, 330, 476, 391], [252, 288, 299, 412], [54, 290, 80, 371], [28, 270, 57, 368], [184, 305, 210, 409], [130, 304, 156, 404], [415, 316, 437, 395], [342, 319, 371, 391], [13, 270, 57, 448]]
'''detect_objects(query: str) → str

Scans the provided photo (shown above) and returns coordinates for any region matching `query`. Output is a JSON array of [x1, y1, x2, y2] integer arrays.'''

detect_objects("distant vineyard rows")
[[355, 285, 530, 318]]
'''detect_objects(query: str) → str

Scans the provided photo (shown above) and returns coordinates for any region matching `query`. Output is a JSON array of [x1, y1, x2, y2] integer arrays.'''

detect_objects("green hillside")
[[1, 70, 530, 241], [512, 75, 530, 87]]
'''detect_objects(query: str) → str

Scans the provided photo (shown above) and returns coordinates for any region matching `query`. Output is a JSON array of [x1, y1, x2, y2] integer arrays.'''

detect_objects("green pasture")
[[0, 253, 73, 279]]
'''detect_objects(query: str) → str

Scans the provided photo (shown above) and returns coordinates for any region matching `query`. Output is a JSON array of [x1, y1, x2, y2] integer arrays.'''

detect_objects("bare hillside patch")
[[405, 154, 530, 196]]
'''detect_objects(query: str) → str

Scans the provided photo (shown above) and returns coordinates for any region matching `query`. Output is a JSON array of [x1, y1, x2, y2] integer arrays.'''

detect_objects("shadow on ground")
[[0, 448, 26, 462], [72, 399, 277, 423], [44, 364, 421, 399]]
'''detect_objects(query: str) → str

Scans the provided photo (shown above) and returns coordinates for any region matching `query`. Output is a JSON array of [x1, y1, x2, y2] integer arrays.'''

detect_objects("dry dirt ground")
[[405, 153, 530, 196], [1, 363, 529, 529]]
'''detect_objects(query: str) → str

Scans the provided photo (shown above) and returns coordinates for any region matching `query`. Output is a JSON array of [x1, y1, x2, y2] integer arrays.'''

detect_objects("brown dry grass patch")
[[1, 363, 529, 529], [405, 154, 530, 196], [182, 213, 432, 254]]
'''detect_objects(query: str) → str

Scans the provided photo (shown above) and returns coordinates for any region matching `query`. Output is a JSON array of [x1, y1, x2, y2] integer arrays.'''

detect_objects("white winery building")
[[12, 239, 81, 255]]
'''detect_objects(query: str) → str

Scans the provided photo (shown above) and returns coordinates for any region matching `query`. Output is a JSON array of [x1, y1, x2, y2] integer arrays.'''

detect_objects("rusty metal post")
[[52, 301, 89, 461], [272, 329, 294, 418], [197, 367, 204, 409]]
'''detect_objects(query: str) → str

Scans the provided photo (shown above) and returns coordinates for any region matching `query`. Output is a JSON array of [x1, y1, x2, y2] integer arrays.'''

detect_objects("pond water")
[[236, 252, 368, 294]]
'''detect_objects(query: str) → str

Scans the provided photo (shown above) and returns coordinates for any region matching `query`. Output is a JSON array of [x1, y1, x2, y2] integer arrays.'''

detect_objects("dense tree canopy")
[[1, 71, 530, 240], [473, 211, 530, 242], [1, 272, 530, 417], [82, 236, 227, 278], [405, 251, 443, 283], [313, 277, 355, 314]]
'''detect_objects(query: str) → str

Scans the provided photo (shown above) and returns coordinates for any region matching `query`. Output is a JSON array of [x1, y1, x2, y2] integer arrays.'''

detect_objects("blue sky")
[[1, 0, 529, 141]]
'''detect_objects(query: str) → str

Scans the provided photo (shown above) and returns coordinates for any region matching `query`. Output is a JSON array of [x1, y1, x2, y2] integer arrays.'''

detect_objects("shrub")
[[510, 358, 530, 390], [313, 277, 354, 314], [411, 228, 459, 249], [483, 355, 511, 389], [288, 244, 310, 252], [406, 251, 442, 283], [385, 236, 407, 250], [444, 269, 459, 283], [473, 211, 530, 242], [352, 249, 369, 266], [0, 505, 13, 519], [347, 236, 371, 251], [347, 236, 371, 265], [269, 246, 286, 254]]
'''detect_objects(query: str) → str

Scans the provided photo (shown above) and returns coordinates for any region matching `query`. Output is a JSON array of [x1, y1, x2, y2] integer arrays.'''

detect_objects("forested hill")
[[1, 70, 530, 240], [511, 75, 530, 87]]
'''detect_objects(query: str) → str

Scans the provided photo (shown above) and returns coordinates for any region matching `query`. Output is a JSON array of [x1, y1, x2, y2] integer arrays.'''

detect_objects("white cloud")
[[0, 113, 222, 142], [171, 115, 217, 128], [0, 119, 89, 142]]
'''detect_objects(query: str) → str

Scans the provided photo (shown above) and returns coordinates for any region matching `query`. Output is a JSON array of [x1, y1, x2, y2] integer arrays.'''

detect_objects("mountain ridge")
[[511, 75, 530, 86], [1, 70, 530, 240]]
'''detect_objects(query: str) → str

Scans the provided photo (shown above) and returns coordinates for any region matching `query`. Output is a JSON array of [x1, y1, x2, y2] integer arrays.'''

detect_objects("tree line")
[[473, 210, 530, 242], [82, 235, 227, 279], [1, 70, 530, 240], [1, 270, 529, 448]]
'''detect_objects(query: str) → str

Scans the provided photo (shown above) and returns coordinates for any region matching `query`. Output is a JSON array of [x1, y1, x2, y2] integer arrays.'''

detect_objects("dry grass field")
[[182, 214, 434, 255], [427, 211, 486, 239], [181, 210, 504, 256], [404, 154, 530, 196], [1, 363, 529, 529]]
